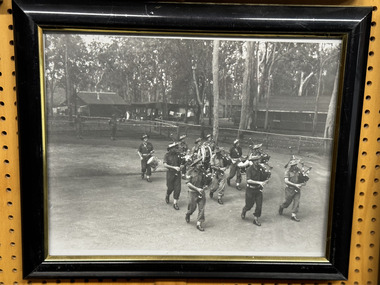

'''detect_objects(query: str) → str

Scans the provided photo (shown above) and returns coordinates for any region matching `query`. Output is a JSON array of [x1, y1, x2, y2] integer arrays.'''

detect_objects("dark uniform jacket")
[[164, 151, 182, 173], [229, 146, 243, 159], [246, 162, 266, 189], [139, 142, 154, 159]]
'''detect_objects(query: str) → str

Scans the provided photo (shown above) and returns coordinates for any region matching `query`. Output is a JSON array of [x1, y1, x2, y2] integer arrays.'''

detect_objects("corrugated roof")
[[219, 96, 331, 113], [77, 92, 128, 105]]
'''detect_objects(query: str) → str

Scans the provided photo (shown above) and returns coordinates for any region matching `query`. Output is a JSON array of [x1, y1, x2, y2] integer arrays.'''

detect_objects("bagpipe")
[[298, 163, 312, 183], [285, 156, 312, 185]]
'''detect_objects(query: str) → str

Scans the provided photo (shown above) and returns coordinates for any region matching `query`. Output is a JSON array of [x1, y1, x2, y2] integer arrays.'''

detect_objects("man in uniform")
[[178, 135, 189, 179], [202, 134, 215, 171], [241, 154, 269, 226], [74, 113, 83, 139], [108, 114, 118, 140], [227, 139, 243, 190], [278, 158, 306, 222], [209, 147, 227, 205], [191, 137, 202, 160], [137, 134, 154, 182], [163, 142, 182, 210], [185, 158, 208, 231]]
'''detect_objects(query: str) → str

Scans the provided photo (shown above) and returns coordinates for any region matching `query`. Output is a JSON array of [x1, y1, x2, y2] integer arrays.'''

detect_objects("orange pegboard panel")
[[0, 0, 379, 285]]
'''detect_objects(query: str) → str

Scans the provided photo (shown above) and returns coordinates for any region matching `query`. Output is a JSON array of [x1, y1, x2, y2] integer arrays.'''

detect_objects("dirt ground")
[[47, 131, 333, 258]]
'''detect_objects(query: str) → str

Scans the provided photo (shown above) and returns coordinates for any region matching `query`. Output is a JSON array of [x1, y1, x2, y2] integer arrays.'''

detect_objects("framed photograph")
[[13, 0, 372, 280]]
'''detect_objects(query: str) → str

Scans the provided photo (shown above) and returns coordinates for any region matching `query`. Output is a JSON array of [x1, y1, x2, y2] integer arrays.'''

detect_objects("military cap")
[[141, 134, 148, 140]]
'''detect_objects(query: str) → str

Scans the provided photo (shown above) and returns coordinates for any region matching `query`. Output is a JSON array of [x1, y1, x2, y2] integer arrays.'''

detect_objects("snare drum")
[[147, 156, 159, 172]]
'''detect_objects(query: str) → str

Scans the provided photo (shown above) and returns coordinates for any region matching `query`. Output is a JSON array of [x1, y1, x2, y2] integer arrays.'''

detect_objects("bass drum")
[[147, 156, 159, 172]]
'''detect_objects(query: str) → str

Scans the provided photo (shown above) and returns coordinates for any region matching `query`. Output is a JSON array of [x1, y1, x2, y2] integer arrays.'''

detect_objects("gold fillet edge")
[[42, 27, 345, 41], [45, 255, 329, 263], [38, 26, 346, 264], [38, 26, 50, 257]]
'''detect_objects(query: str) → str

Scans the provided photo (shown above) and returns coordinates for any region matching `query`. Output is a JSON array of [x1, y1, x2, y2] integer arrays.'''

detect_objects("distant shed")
[[76, 91, 129, 117]]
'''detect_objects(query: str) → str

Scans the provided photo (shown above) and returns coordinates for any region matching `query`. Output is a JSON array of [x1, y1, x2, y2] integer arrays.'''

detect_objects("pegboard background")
[[0, 0, 379, 284]]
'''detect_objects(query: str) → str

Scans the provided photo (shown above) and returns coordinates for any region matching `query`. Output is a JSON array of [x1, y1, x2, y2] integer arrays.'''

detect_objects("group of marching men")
[[137, 133, 311, 232]]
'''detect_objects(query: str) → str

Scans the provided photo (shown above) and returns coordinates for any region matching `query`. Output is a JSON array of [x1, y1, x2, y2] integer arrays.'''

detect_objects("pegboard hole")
[[373, 191, 378, 196], [10, 242, 15, 247], [365, 109, 370, 114], [362, 151, 367, 156], [373, 6, 378, 11], [370, 243, 375, 248], [360, 178, 365, 183], [356, 243, 361, 248], [371, 218, 376, 222], [363, 137, 368, 142], [359, 192, 365, 196], [3, 145, 8, 150], [4, 159, 9, 164], [6, 188, 11, 192], [375, 178, 379, 183], [8, 215, 13, 220], [8, 25, 13, 30], [12, 268, 17, 273], [357, 231, 362, 235], [364, 124, 369, 128], [371, 21, 376, 26], [369, 51, 374, 56], [7, 9, 12, 14], [1, 131, 7, 136], [0, 101, 4, 106], [358, 205, 364, 209], [355, 256, 360, 260], [7, 202, 13, 206], [0, 116, 5, 121], [368, 66, 373, 71], [9, 40, 14, 46], [367, 81, 372, 86], [361, 165, 366, 169], [11, 255, 16, 260], [370, 36, 376, 41], [369, 256, 374, 260], [372, 205, 377, 209], [9, 229, 14, 233], [0, 86, 3, 91]]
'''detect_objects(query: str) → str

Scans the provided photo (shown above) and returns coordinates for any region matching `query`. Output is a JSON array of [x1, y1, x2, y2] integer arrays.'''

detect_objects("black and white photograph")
[[44, 32, 343, 258]]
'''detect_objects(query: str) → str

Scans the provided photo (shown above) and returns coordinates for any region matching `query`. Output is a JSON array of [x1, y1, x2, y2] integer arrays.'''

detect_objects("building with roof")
[[76, 91, 129, 117]]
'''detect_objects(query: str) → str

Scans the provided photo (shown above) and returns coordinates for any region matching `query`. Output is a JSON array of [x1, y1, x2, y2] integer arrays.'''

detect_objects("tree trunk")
[[212, 40, 220, 143], [192, 67, 203, 125], [239, 42, 253, 132], [312, 46, 324, 136], [64, 39, 72, 120], [324, 64, 340, 139], [298, 71, 314, 97]]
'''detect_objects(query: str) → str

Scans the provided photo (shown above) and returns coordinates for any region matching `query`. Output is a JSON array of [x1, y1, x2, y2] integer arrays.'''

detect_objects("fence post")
[[297, 136, 302, 154], [266, 134, 269, 149]]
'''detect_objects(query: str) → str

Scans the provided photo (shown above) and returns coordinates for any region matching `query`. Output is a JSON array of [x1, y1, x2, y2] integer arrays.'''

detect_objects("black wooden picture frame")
[[12, 0, 372, 280]]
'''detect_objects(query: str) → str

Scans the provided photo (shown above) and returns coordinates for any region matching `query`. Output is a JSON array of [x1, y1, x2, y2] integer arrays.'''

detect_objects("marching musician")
[[185, 158, 209, 232], [241, 154, 269, 226], [209, 147, 227, 205], [278, 157, 307, 222], [108, 113, 118, 141], [191, 137, 202, 159], [178, 134, 189, 179], [163, 142, 182, 210], [202, 134, 215, 171], [227, 139, 243, 190], [137, 134, 154, 182]]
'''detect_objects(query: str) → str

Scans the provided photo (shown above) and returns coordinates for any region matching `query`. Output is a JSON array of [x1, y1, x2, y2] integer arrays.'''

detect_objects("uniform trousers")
[[187, 191, 206, 223], [166, 171, 181, 199], [141, 158, 152, 176], [209, 176, 226, 198], [228, 163, 242, 183], [281, 187, 300, 214], [243, 187, 263, 217]]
